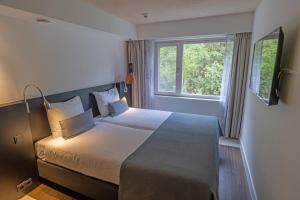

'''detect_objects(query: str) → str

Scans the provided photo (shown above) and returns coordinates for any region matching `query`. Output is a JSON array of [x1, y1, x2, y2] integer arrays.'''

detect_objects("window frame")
[[154, 36, 228, 100]]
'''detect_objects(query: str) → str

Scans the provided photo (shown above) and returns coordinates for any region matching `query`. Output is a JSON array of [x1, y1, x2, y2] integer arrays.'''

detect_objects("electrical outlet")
[[17, 178, 32, 192]]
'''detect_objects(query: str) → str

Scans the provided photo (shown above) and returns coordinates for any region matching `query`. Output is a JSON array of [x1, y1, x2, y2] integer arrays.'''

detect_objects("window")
[[158, 45, 177, 93], [155, 36, 233, 99]]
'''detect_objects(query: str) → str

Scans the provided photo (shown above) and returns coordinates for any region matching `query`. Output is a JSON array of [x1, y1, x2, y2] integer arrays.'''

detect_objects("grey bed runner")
[[119, 113, 220, 200]]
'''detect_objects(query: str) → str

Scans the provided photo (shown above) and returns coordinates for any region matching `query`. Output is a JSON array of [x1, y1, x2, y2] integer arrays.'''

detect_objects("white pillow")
[[47, 96, 84, 137], [93, 87, 120, 117]]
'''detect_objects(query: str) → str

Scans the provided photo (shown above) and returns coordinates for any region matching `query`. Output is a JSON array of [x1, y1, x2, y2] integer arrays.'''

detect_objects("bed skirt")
[[37, 159, 118, 200]]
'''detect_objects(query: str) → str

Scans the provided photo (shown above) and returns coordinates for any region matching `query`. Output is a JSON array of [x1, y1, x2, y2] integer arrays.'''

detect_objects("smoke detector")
[[142, 13, 148, 19], [36, 18, 51, 23]]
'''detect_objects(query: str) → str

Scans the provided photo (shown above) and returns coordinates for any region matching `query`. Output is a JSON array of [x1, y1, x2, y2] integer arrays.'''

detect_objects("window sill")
[[154, 94, 221, 102]]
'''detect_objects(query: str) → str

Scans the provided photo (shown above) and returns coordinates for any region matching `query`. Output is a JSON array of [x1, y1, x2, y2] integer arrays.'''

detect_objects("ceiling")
[[84, 0, 261, 24]]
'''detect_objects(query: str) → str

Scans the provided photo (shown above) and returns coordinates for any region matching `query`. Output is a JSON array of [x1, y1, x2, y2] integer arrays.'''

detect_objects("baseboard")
[[240, 142, 258, 200]]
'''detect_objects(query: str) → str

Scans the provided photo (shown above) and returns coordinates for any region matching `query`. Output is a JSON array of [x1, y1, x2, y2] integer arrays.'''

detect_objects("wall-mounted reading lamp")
[[124, 82, 128, 93], [124, 62, 134, 93], [23, 84, 51, 113], [114, 81, 128, 93]]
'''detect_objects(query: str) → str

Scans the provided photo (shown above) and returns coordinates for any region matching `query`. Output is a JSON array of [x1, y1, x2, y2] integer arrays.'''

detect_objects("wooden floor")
[[21, 145, 251, 200], [219, 145, 251, 200]]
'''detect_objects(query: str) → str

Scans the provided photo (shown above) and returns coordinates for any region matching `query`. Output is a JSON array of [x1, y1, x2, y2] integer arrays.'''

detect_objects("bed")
[[95, 107, 171, 130], [35, 122, 153, 185], [28, 83, 220, 200]]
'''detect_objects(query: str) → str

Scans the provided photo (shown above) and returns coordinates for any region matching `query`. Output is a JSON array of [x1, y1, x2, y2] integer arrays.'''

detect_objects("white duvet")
[[36, 122, 153, 185], [97, 107, 171, 130]]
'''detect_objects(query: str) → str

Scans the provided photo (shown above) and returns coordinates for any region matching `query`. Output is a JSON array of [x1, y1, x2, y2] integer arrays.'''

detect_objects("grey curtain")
[[127, 40, 154, 108], [223, 32, 252, 139]]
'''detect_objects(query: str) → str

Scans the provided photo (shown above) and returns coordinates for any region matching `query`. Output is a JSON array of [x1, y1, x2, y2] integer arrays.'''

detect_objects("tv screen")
[[250, 27, 284, 106]]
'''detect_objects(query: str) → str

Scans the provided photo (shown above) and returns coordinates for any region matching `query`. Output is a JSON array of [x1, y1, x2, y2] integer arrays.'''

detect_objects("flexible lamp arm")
[[23, 84, 51, 113]]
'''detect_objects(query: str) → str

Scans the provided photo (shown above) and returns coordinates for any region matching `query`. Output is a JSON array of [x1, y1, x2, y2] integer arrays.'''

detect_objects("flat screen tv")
[[250, 27, 284, 106]]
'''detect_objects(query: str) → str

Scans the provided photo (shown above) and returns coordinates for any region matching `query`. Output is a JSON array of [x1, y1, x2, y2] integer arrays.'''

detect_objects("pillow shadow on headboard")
[[27, 83, 128, 143]]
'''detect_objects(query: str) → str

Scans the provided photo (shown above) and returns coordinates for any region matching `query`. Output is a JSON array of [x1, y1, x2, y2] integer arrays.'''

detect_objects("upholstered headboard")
[[27, 83, 130, 143]]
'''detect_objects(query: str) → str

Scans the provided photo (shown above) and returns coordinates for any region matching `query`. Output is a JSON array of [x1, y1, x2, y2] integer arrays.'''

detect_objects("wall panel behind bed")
[[28, 83, 130, 143], [0, 102, 39, 200], [0, 83, 128, 199]]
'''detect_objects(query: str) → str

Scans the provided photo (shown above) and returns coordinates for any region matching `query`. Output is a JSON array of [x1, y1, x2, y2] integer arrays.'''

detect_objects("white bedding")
[[96, 108, 171, 130], [35, 122, 153, 185]]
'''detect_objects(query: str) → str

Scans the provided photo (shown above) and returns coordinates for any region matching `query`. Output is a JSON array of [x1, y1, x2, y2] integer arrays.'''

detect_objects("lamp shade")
[[126, 72, 134, 84], [126, 63, 134, 84]]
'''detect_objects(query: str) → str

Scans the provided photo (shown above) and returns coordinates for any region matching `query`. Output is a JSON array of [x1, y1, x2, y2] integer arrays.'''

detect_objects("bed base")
[[37, 159, 118, 200]]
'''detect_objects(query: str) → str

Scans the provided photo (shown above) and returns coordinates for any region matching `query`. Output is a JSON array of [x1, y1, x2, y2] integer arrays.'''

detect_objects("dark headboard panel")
[[28, 83, 129, 143], [0, 102, 40, 199]]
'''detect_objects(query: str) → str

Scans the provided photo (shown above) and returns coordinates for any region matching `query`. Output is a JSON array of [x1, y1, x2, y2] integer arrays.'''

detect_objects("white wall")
[[0, 0, 137, 38], [154, 96, 223, 118], [139, 12, 253, 117], [0, 13, 128, 104], [240, 0, 300, 199], [137, 12, 254, 40]]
